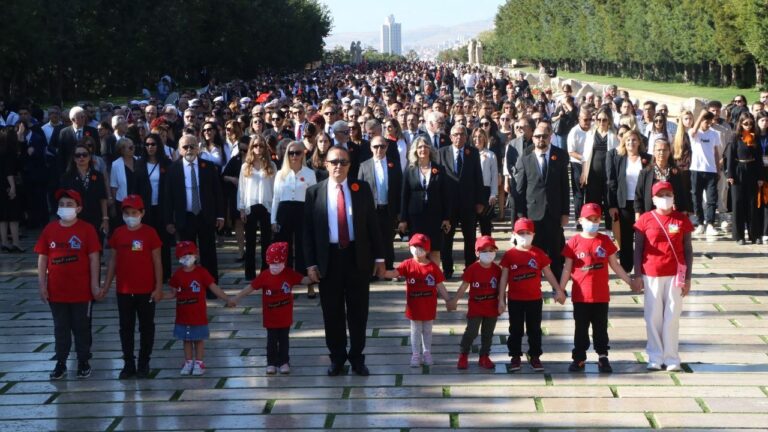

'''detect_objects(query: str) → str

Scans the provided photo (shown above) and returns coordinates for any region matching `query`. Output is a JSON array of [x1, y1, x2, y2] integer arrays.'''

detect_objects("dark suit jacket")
[[20, 130, 48, 185], [514, 146, 570, 221], [437, 145, 484, 212], [425, 132, 449, 149], [53, 125, 99, 173], [606, 150, 652, 209], [101, 135, 119, 166], [303, 179, 384, 276], [634, 166, 692, 214], [400, 164, 452, 233], [163, 158, 224, 230], [358, 157, 403, 219]]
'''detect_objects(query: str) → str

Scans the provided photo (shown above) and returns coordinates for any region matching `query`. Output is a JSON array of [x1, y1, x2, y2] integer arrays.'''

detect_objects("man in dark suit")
[[438, 125, 484, 278], [504, 117, 536, 219], [425, 111, 449, 149], [51, 106, 99, 176], [304, 145, 385, 377], [358, 137, 403, 270], [514, 123, 570, 281], [163, 135, 225, 295]]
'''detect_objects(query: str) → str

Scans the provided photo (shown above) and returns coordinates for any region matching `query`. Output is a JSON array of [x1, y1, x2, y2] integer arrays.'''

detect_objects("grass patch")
[[609, 386, 619, 398], [518, 67, 760, 102], [214, 378, 227, 389], [422, 365, 430, 374], [105, 417, 122, 432], [395, 374, 403, 387], [169, 390, 184, 401], [161, 340, 175, 350], [695, 397, 711, 413], [644, 411, 659, 429], [43, 392, 59, 404], [294, 321, 303, 329], [760, 386, 768, 397], [750, 296, 761, 304], [323, 413, 335, 428], [9, 312, 23, 320], [263, 399, 276, 414], [33, 343, 50, 353], [728, 319, 741, 328], [544, 374, 553, 386], [401, 337, 408, 346], [670, 373, 682, 386], [442, 386, 451, 398], [449, 413, 460, 428], [341, 387, 351, 399], [0, 382, 15, 394], [242, 307, 252, 315], [713, 304, 725, 312], [758, 335, 768, 345], [371, 328, 379, 338], [534, 397, 544, 412], [634, 352, 646, 363], [240, 348, 250, 357]]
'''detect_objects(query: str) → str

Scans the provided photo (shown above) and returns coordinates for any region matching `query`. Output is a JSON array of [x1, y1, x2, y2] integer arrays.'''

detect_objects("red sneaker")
[[529, 356, 544, 371], [509, 356, 522, 371], [478, 355, 495, 369], [457, 353, 469, 370]]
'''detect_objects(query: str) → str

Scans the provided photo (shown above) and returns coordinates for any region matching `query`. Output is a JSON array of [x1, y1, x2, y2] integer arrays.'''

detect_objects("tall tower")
[[381, 15, 402, 55]]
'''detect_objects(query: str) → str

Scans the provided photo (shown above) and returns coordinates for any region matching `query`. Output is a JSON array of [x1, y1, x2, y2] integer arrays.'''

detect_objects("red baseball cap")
[[54, 189, 82, 207], [475, 235, 498, 251], [266, 242, 289, 264], [652, 181, 673, 196], [121, 194, 145, 211], [175, 241, 198, 259], [580, 203, 602, 219], [408, 233, 431, 251], [513, 217, 535, 233]]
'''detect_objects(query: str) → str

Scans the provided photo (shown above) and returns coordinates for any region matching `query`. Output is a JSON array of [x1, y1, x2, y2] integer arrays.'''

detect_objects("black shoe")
[[757, 239, 764, 245], [327, 362, 345, 376], [568, 360, 585, 372], [136, 362, 150, 379], [119, 361, 136, 379], [49, 361, 67, 380], [351, 363, 370, 376], [0, 245, 10, 253], [77, 361, 92, 379], [9, 245, 24, 253], [598, 357, 613, 373]]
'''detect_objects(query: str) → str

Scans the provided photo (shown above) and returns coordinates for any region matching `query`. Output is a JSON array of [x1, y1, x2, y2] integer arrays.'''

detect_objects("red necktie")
[[337, 184, 350, 247]]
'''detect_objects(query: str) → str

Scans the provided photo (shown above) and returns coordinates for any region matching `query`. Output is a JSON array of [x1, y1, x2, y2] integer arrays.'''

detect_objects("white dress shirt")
[[271, 166, 317, 223], [42, 121, 61, 144], [327, 178, 354, 243], [237, 162, 276, 214], [478, 148, 499, 196], [395, 138, 408, 172], [146, 162, 160, 206], [534, 148, 552, 177]]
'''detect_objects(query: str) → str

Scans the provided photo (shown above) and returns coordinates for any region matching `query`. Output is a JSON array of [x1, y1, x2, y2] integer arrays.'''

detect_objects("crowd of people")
[[2, 61, 766, 379]]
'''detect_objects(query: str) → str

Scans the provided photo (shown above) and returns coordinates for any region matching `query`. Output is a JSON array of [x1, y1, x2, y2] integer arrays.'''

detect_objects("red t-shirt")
[[396, 258, 446, 321], [169, 266, 215, 325], [34, 220, 101, 303], [499, 246, 552, 300], [461, 261, 502, 318], [108, 225, 162, 294], [634, 210, 693, 277], [250, 268, 303, 329], [562, 233, 618, 303]]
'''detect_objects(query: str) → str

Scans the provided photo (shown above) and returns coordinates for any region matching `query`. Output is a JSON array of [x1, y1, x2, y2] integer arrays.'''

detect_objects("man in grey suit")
[[514, 122, 570, 281], [504, 117, 535, 219]]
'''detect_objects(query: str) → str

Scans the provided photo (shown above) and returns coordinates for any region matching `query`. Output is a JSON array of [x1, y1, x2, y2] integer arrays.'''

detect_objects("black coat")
[[437, 145, 484, 212], [53, 125, 99, 173], [514, 146, 570, 221], [634, 166, 692, 214], [59, 169, 107, 229], [606, 150, 652, 209], [163, 158, 224, 229], [400, 164, 452, 248], [357, 157, 403, 219]]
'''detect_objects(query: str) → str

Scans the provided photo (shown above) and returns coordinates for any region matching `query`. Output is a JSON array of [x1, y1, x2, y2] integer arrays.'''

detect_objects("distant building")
[[380, 15, 402, 55]]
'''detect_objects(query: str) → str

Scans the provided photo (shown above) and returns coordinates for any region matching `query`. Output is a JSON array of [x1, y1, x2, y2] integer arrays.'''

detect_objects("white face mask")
[[269, 263, 285, 275], [515, 233, 533, 248], [409, 246, 427, 258], [582, 221, 600, 234], [179, 255, 196, 267], [57, 207, 77, 222], [653, 196, 674, 211], [478, 251, 496, 264], [123, 215, 141, 228]]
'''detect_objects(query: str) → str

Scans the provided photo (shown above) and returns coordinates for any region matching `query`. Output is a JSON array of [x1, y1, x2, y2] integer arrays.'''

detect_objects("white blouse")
[[625, 157, 643, 206], [237, 162, 277, 214], [479, 149, 499, 197], [270, 166, 317, 224]]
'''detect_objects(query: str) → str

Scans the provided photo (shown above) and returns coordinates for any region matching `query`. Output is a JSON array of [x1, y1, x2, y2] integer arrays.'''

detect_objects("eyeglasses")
[[597, 118, 609, 122], [500, 117, 509, 121], [480, 122, 491, 126], [225, 127, 234, 131], [203, 128, 215, 133], [514, 125, 525, 129], [735, 99, 746, 104], [533, 134, 549, 139], [335, 129, 349, 134], [271, 117, 280, 121], [145, 142, 158, 147], [253, 120, 265, 124], [181, 145, 195, 150], [327, 159, 350, 166], [742, 121, 754, 126], [74, 152, 90, 158], [371, 145, 386, 149], [654, 119, 664, 124], [287, 150, 303, 157]]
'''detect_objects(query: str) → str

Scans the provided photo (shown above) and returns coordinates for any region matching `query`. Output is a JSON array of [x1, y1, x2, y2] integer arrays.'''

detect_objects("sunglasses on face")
[[327, 159, 350, 166], [480, 122, 490, 126], [371, 145, 386, 149], [287, 150, 303, 157], [203, 128, 215, 132], [145, 142, 158, 147], [533, 134, 549, 139], [74, 152, 90, 158], [181, 145, 196, 150]]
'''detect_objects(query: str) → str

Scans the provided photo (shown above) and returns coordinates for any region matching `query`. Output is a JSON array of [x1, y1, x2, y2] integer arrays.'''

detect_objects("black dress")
[[400, 164, 452, 251], [585, 132, 609, 205], [0, 143, 20, 222], [59, 169, 107, 233]]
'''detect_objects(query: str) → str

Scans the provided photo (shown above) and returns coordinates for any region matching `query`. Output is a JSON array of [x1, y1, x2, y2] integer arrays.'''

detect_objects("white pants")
[[643, 275, 683, 365], [410, 320, 433, 355]]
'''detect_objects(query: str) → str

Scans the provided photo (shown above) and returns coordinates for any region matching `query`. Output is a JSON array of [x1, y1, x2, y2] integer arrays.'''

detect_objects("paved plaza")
[[1, 221, 767, 431]]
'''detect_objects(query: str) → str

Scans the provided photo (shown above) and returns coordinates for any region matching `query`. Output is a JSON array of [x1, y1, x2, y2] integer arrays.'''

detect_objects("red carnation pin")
[[200, 162, 207, 168], [387, 162, 394, 168], [85, 131, 91, 137], [551, 154, 557, 161], [90, 175, 97, 181], [464, 148, 470, 156], [672, 168, 678, 175], [642, 158, 649, 165], [431, 168, 438, 174], [299, 177, 305, 182], [350, 183, 360, 192]]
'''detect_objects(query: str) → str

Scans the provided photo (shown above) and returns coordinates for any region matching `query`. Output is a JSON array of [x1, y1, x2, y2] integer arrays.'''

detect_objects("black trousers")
[[477, 186, 494, 236], [730, 177, 760, 242], [459, 316, 497, 356], [117, 293, 156, 365], [25, 183, 49, 228], [375, 206, 396, 269], [572, 302, 610, 361], [148, 205, 171, 281], [244, 204, 271, 279], [532, 214, 565, 282], [178, 212, 219, 285], [617, 203, 636, 273], [442, 208, 477, 273], [275, 201, 306, 273], [319, 244, 369, 366], [691, 171, 718, 225], [49, 301, 92, 362], [506, 299, 543, 357], [570, 163, 584, 223], [266, 327, 290, 366]]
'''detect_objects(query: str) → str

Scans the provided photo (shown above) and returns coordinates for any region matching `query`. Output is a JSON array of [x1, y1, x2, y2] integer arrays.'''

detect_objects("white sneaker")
[[279, 363, 290, 374], [665, 363, 681, 372], [266, 365, 277, 374], [192, 360, 205, 376], [762, 236, 768, 243], [693, 225, 705, 235], [705, 224, 720, 236], [179, 360, 194, 376], [409, 353, 421, 367], [720, 220, 730, 231], [646, 362, 662, 371], [422, 351, 434, 366]]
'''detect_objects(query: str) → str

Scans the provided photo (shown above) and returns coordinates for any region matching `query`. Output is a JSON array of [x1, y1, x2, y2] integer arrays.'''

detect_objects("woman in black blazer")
[[607, 130, 651, 272], [398, 136, 452, 266], [59, 142, 109, 243], [635, 138, 692, 217]]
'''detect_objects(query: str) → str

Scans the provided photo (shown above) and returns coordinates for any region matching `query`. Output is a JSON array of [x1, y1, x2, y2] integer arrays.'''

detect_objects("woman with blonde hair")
[[471, 128, 499, 236], [237, 135, 277, 280]]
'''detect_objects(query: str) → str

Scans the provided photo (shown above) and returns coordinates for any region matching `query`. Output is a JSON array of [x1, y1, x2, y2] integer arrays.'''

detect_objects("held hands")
[[681, 279, 691, 297], [608, 208, 619, 220], [440, 220, 451, 233], [444, 297, 457, 312], [497, 301, 506, 315], [554, 290, 566, 305], [151, 289, 163, 303], [39, 287, 49, 303], [630, 277, 644, 293], [307, 266, 321, 284], [225, 298, 237, 308], [397, 222, 408, 234], [240, 210, 248, 224], [475, 203, 484, 214]]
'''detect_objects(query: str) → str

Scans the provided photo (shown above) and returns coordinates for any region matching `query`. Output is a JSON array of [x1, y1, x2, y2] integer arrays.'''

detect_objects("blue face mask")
[[582, 221, 600, 234]]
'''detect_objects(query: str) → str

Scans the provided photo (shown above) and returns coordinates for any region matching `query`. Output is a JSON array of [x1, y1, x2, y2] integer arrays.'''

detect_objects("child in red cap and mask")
[[231, 242, 312, 375], [166, 241, 233, 376]]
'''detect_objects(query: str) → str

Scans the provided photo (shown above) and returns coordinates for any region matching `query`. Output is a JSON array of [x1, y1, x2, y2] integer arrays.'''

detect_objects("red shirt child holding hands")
[[497, 218, 561, 372], [231, 242, 311, 375]]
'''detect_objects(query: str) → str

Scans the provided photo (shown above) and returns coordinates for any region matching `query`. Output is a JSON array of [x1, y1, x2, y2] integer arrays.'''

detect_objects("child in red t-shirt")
[[382, 234, 451, 367], [232, 242, 311, 375], [35, 189, 101, 380], [100, 195, 163, 379], [165, 241, 233, 376], [560, 203, 635, 373], [497, 218, 562, 372], [450, 236, 502, 370]]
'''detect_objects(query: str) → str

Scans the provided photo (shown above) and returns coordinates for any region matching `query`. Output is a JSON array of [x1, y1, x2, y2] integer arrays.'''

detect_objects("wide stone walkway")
[[1, 221, 767, 431]]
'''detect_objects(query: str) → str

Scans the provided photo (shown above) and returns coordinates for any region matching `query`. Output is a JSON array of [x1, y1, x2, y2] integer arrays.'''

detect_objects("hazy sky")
[[322, 0, 505, 34]]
